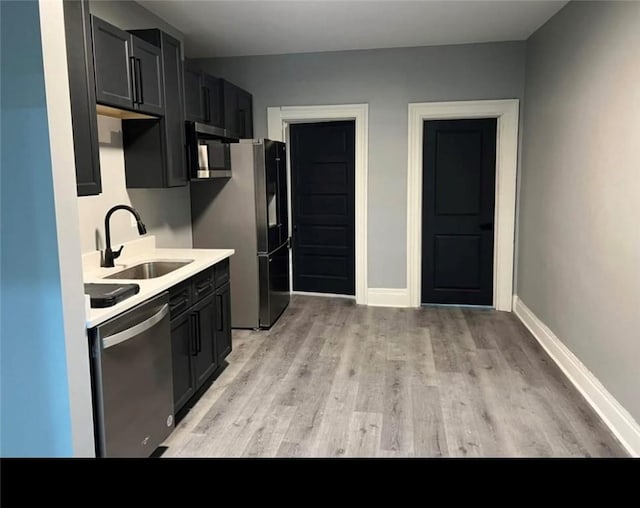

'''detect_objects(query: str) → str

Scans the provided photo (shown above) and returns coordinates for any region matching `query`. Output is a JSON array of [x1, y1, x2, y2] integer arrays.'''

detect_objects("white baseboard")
[[367, 288, 411, 308], [291, 291, 355, 300], [513, 295, 640, 457]]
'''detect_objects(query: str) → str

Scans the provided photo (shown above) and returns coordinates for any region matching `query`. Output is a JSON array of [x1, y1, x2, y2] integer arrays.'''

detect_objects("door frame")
[[267, 104, 369, 305], [407, 99, 519, 311]]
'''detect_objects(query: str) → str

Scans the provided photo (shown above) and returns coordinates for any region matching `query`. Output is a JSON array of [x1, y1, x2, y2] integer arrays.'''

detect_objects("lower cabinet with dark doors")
[[169, 260, 232, 416]]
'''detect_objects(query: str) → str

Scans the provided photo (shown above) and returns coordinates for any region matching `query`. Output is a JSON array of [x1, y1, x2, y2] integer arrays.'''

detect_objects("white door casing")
[[407, 99, 519, 311], [267, 104, 369, 305]]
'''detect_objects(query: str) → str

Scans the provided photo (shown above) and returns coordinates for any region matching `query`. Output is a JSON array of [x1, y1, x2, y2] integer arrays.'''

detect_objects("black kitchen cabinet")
[[215, 282, 232, 362], [203, 74, 224, 128], [91, 16, 164, 116], [183, 61, 251, 136], [63, 0, 101, 196], [91, 16, 133, 110], [192, 293, 219, 387], [237, 87, 253, 139], [184, 60, 224, 128], [223, 80, 253, 138], [170, 311, 196, 412], [123, 30, 186, 187], [168, 261, 232, 415], [130, 36, 164, 116], [222, 80, 239, 137], [184, 60, 205, 123]]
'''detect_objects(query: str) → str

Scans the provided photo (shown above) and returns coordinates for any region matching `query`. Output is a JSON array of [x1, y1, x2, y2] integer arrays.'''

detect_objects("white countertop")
[[83, 236, 234, 328]]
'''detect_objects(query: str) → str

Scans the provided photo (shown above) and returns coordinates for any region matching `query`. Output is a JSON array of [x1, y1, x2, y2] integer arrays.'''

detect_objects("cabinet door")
[[237, 88, 253, 139], [203, 74, 224, 128], [170, 312, 197, 414], [64, 0, 101, 196], [193, 293, 218, 389], [132, 36, 164, 116], [159, 33, 186, 186], [223, 80, 239, 137], [215, 283, 233, 362], [184, 61, 204, 122], [91, 16, 134, 110]]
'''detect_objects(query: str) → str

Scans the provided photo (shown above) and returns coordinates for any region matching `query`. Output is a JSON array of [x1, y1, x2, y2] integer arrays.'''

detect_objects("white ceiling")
[[139, 0, 568, 58]]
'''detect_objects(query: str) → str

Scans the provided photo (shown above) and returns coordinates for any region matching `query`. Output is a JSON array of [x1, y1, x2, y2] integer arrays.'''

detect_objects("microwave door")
[[197, 143, 209, 178], [194, 139, 231, 178]]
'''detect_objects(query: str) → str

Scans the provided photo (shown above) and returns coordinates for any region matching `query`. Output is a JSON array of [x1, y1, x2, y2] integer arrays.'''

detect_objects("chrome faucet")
[[103, 205, 147, 268]]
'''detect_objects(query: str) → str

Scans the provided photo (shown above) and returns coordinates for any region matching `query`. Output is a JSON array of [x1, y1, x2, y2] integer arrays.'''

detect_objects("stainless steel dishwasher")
[[90, 292, 174, 457]]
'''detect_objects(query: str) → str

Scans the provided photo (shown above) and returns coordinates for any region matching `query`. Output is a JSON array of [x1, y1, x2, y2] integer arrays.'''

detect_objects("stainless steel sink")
[[104, 260, 193, 280]]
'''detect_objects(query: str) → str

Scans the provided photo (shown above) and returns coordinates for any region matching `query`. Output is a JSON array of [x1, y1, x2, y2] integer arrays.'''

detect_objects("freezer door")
[[259, 242, 290, 328]]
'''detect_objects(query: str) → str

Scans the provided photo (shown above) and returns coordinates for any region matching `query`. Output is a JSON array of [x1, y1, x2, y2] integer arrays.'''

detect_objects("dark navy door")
[[422, 118, 497, 305], [290, 121, 356, 295]]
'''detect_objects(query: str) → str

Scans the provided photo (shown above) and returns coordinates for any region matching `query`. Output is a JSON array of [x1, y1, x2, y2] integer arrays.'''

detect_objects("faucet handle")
[[113, 245, 124, 260]]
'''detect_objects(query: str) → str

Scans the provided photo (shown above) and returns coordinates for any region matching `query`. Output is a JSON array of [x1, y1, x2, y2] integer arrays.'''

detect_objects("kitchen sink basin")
[[104, 260, 193, 280]]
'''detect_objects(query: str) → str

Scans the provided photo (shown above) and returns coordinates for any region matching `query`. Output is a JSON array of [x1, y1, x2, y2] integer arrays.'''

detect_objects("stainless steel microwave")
[[186, 122, 236, 179]]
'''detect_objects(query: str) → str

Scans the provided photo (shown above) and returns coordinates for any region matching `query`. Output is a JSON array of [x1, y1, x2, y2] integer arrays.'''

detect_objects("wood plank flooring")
[[163, 295, 626, 457]]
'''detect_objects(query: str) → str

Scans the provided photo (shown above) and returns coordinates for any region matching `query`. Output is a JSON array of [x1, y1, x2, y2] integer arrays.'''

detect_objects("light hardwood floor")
[[163, 295, 626, 457]]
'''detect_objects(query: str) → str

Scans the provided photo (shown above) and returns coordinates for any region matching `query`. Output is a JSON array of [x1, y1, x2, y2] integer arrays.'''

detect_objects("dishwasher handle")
[[103, 304, 169, 349]]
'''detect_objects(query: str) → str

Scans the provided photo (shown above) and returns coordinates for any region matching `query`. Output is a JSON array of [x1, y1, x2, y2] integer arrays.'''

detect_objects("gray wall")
[[77, 116, 193, 252], [197, 42, 526, 288], [77, 1, 192, 253], [519, 1, 640, 421]]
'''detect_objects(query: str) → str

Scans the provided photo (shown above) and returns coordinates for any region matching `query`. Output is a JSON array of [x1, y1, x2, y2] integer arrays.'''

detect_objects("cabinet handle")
[[196, 280, 212, 294], [190, 314, 198, 356], [129, 57, 138, 104], [216, 294, 223, 332], [136, 58, 143, 105]]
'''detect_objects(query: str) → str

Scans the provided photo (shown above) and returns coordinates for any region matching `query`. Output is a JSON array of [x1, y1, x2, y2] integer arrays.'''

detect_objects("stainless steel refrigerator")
[[191, 139, 290, 329]]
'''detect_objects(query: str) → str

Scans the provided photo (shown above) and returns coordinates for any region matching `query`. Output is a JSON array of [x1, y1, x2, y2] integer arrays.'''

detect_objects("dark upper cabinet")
[[237, 87, 253, 139], [158, 33, 186, 186], [64, 0, 101, 196], [215, 282, 232, 363], [203, 74, 224, 128], [222, 80, 239, 137], [130, 37, 164, 116], [183, 61, 252, 136], [223, 80, 253, 138], [91, 16, 164, 116], [184, 60, 205, 123], [123, 30, 186, 188], [184, 60, 224, 128], [91, 16, 134, 110]]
